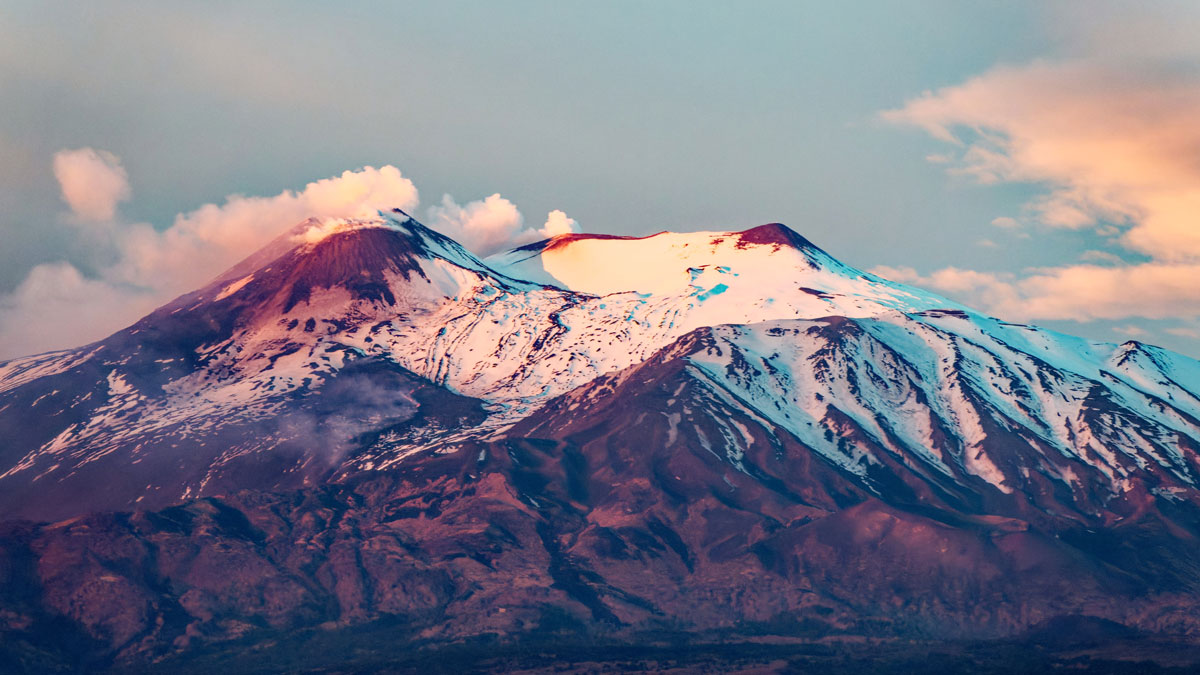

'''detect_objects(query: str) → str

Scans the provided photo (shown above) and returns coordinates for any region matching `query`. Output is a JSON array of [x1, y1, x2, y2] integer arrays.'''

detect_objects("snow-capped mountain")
[[2, 210, 1199, 666], [2, 210, 1196, 521]]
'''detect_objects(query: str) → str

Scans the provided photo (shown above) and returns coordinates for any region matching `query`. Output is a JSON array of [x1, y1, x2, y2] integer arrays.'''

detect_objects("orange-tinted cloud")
[[52, 148, 131, 221], [0, 262, 159, 359], [882, 54, 1200, 330], [873, 262, 1200, 323], [884, 60, 1200, 261], [111, 165, 420, 292], [0, 165, 420, 357]]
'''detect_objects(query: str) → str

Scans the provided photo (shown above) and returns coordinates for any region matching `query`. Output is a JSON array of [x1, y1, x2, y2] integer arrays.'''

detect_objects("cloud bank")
[[872, 263, 1200, 324], [52, 148, 131, 221], [882, 41, 1200, 333], [0, 159, 580, 359]]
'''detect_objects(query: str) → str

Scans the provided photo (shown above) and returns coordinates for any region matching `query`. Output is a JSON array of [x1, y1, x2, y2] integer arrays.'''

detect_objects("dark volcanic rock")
[[0, 444, 1198, 671]]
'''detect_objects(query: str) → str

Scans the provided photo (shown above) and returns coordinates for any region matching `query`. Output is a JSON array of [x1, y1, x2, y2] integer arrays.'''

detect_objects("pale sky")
[[2, 1, 1200, 357]]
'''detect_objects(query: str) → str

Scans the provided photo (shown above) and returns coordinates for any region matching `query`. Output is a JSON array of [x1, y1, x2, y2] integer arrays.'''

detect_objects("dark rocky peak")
[[265, 226, 432, 312], [510, 231, 670, 255], [111, 215, 455, 357], [733, 222, 823, 251]]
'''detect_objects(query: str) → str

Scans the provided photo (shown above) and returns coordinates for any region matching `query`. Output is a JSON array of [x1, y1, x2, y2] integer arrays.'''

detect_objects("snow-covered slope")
[[1, 211, 1199, 522], [486, 223, 954, 307], [689, 313, 1200, 508], [362, 222, 964, 419]]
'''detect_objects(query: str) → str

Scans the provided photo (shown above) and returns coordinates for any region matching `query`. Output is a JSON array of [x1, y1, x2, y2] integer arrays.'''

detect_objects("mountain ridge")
[[1, 210, 1199, 669]]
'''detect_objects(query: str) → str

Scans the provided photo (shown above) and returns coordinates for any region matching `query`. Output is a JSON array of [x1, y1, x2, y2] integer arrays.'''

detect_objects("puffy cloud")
[[426, 193, 526, 257], [0, 165, 419, 358], [539, 209, 580, 238], [990, 217, 1021, 230], [52, 148, 131, 221], [426, 194, 579, 257]]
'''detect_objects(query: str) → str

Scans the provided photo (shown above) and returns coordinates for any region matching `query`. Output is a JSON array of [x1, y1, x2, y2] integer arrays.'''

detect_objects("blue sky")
[[3, 1, 1200, 357]]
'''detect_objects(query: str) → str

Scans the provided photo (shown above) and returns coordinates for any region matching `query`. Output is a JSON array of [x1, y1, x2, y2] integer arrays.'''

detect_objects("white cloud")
[[426, 194, 580, 257], [990, 217, 1021, 230], [539, 209, 579, 238], [52, 148, 131, 221], [426, 193, 526, 257]]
